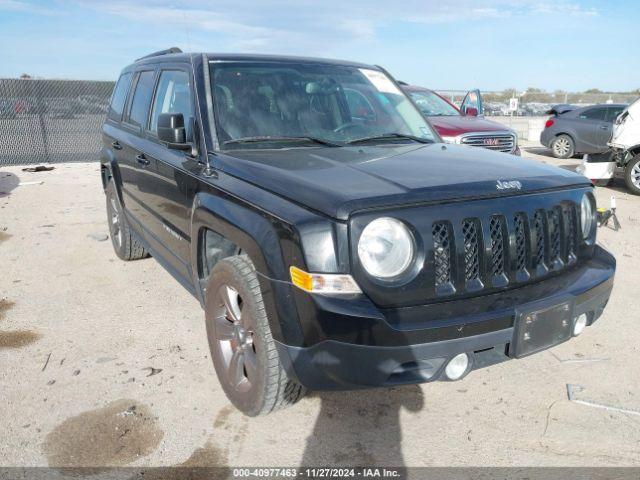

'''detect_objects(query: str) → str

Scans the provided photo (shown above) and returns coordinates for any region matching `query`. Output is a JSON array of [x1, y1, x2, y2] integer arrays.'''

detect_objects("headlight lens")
[[441, 135, 457, 144], [581, 193, 595, 239], [358, 217, 414, 279]]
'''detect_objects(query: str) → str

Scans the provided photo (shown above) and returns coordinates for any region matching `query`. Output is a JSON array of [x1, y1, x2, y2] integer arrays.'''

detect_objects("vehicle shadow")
[[0, 171, 19, 198], [300, 385, 424, 467], [600, 175, 631, 196], [523, 146, 553, 157]]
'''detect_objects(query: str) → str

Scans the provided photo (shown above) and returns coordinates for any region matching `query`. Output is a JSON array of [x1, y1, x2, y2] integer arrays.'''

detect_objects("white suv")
[[609, 97, 640, 194]]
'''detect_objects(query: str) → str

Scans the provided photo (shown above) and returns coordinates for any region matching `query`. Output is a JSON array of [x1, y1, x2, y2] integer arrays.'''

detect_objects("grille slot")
[[460, 133, 516, 153], [489, 216, 506, 278], [563, 205, 577, 263], [462, 219, 481, 282], [513, 213, 528, 273], [533, 210, 546, 269], [548, 207, 562, 267], [432, 222, 452, 287]]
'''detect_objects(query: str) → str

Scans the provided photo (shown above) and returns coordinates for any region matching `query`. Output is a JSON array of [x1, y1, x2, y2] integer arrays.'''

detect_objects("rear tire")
[[624, 156, 640, 195], [551, 134, 575, 159], [105, 180, 149, 261], [205, 255, 305, 416]]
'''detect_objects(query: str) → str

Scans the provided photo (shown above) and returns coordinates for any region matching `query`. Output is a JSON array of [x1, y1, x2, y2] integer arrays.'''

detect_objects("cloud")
[[531, 2, 598, 16], [3, 0, 600, 56], [0, 0, 55, 14]]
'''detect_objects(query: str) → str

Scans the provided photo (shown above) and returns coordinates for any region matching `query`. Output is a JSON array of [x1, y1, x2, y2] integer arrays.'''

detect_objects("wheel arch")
[[190, 192, 304, 346], [100, 149, 125, 207]]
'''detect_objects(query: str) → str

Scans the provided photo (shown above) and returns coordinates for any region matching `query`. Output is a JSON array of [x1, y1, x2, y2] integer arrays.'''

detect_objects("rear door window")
[[149, 70, 193, 139], [579, 107, 607, 121], [125, 70, 156, 130], [108, 72, 132, 121]]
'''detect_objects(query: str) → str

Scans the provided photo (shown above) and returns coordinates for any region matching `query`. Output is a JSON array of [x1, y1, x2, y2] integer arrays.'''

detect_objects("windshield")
[[407, 90, 460, 117], [209, 62, 437, 149]]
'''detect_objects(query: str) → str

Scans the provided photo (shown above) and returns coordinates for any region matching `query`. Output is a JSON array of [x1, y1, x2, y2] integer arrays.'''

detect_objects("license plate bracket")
[[511, 300, 574, 358]]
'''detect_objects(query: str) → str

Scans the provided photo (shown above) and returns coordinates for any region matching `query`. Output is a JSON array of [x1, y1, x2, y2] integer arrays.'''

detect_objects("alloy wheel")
[[109, 197, 123, 248], [553, 137, 571, 157], [632, 163, 640, 189], [213, 285, 257, 393]]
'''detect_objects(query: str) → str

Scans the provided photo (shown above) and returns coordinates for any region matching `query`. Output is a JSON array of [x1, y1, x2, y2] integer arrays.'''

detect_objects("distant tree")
[[19, 73, 32, 79], [584, 88, 603, 94]]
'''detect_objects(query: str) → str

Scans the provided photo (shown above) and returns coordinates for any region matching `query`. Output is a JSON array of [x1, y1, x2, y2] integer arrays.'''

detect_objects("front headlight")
[[357, 217, 415, 279], [441, 135, 457, 144], [581, 193, 595, 239]]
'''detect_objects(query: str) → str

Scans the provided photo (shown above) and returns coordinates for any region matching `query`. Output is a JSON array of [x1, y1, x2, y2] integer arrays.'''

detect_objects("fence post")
[[29, 79, 51, 163]]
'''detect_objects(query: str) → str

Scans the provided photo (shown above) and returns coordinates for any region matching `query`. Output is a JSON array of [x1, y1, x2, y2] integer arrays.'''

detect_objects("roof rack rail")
[[136, 47, 183, 62]]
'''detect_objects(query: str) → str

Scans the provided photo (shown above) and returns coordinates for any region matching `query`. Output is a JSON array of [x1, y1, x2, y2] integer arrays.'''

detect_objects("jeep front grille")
[[431, 201, 580, 296], [460, 132, 516, 153]]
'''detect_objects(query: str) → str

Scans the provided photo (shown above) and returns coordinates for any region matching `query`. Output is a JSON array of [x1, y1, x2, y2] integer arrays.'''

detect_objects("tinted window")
[[606, 106, 624, 122], [108, 72, 132, 121], [579, 108, 607, 120], [150, 70, 192, 138], [210, 62, 436, 148], [126, 71, 156, 129]]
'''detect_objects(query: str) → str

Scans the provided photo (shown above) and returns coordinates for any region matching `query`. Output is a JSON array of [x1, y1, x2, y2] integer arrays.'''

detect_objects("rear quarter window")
[[108, 72, 132, 121], [125, 70, 156, 130]]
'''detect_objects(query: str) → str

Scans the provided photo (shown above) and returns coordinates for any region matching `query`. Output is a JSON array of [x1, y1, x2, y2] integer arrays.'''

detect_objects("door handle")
[[599, 125, 610, 130], [112, 141, 123, 151], [136, 154, 150, 166]]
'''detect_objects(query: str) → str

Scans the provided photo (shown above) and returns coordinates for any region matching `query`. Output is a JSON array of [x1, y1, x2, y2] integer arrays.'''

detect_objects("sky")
[[0, 0, 638, 92]]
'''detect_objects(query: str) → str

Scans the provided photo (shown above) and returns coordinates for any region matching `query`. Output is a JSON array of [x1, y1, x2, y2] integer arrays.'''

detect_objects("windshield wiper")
[[346, 133, 434, 145], [223, 136, 342, 147]]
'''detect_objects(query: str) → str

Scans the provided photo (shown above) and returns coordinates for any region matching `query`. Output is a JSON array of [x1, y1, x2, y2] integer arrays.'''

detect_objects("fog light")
[[573, 314, 588, 336], [444, 353, 469, 380]]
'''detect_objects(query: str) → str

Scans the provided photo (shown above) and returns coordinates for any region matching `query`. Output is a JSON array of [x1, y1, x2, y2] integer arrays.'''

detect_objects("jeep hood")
[[217, 143, 590, 220]]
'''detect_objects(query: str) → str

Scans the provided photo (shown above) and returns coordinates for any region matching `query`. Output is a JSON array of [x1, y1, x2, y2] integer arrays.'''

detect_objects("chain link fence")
[[1, 78, 638, 165], [0, 78, 114, 165]]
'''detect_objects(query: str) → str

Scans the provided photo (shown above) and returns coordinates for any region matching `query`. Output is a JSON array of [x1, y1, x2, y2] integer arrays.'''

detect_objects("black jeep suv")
[[101, 48, 615, 416]]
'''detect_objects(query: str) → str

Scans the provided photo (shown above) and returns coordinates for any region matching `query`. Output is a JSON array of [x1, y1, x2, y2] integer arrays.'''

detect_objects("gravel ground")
[[1, 143, 639, 469]]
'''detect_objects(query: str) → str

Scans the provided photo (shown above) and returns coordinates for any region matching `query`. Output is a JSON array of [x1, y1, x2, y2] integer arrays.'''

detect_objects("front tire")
[[625, 156, 640, 195], [205, 255, 305, 416], [551, 134, 575, 159], [105, 180, 149, 261]]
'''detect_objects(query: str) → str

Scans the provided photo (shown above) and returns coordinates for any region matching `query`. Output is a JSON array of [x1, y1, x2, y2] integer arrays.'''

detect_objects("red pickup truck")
[[401, 84, 520, 156]]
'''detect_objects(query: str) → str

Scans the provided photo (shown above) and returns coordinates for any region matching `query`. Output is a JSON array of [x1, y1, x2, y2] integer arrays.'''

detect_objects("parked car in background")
[[540, 103, 627, 159], [609, 97, 640, 194], [401, 84, 520, 155]]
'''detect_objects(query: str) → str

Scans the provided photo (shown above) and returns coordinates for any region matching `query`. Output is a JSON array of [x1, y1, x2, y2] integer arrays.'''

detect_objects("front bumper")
[[276, 246, 615, 390]]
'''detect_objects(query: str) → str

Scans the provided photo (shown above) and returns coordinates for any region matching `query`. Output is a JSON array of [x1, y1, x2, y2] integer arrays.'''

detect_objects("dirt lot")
[[1, 143, 639, 468]]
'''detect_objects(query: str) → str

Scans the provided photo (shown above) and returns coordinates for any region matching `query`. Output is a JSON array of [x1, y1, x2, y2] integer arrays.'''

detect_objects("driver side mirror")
[[463, 106, 479, 117], [158, 113, 191, 151]]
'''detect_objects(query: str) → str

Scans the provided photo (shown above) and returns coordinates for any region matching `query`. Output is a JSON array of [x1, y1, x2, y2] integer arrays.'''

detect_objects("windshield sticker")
[[359, 69, 401, 94]]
